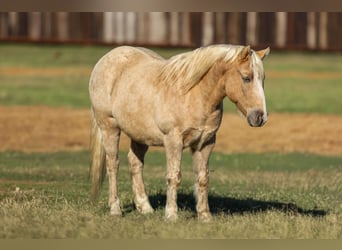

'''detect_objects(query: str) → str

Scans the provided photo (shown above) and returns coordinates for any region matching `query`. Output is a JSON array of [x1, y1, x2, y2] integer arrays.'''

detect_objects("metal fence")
[[0, 12, 341, 50]]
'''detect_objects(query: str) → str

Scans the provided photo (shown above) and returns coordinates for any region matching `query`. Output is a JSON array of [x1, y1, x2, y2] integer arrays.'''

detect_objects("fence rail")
[[0, 12, 341, 51]]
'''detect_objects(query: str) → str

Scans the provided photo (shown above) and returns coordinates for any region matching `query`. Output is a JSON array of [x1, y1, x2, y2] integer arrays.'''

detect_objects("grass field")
[[0, 44, 341, 238], [0, 150, 341, 238]]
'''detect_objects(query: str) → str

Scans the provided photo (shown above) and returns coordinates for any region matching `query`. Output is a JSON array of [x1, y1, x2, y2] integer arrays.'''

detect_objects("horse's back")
[[89, 46, 163, 112], [90, 46, 161, 84], [96, 46, 163, 69]]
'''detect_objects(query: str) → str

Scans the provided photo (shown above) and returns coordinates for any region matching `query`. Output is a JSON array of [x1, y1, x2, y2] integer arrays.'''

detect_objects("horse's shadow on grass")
[[143, 192, 327, 217]]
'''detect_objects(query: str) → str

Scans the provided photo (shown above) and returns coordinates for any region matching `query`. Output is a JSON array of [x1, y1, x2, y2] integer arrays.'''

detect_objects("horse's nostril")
[[247, 110, 265, 127], [259, 116, 264, 126]]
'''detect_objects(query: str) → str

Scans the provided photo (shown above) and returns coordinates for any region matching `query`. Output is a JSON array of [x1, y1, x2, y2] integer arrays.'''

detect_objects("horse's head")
[[223, 46, 270, 127]]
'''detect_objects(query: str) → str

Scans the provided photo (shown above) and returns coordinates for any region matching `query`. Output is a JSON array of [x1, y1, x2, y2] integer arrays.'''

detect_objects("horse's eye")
[[242, 76, 251, 83]]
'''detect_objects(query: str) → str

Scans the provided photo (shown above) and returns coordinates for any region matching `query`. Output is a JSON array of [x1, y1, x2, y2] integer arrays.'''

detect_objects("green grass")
[[264, 51, 342, 72], [262, 51, 342, 114], [0, 150, 341, 238], [0, 43, 341, 114], [0, 44, 110, 68], [0, 75, 88, 108]]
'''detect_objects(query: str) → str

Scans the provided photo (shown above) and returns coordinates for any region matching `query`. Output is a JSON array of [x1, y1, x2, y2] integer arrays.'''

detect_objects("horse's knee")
[[128, 152, 143, 175], [197, 170, 209, 188], [167, 171, 182, 187], [106, 156, 119, 171]]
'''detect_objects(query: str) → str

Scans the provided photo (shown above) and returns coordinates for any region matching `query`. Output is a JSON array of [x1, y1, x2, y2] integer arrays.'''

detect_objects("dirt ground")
[[0, 106, 341, 156]]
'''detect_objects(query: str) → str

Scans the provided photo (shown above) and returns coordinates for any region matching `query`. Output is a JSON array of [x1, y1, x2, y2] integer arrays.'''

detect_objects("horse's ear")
[[256, 47, 270, 60], [239, 45, 251, 62]]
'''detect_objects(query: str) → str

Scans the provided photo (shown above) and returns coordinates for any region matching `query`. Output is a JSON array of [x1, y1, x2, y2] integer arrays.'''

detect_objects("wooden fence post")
[[126, 12, 136, 44], [136, 13, 145, 44], [170, 12, 180, 46], [307, 12, 316, 49], [215, 12, 226, 44], [226, 13, 242, 45], [202, 12, 213, 46], [246, 12, 257, 46], [0, 13, 8, 38], [56, 12, 69, 41], [181, 13, 191, 46], [103, 12, 114, 43], [319, 12, 328, 49], [148, 12, 167, 44], [275, 12, 287, 48], [8, 12, 19, 36], [28, 12, 42, 40], [42, 13, 52, 39], [114, 12, 125, 44]]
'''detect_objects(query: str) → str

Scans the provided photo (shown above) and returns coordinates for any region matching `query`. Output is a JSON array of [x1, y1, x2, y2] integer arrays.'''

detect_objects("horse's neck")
[[194, 63, 226, 113]]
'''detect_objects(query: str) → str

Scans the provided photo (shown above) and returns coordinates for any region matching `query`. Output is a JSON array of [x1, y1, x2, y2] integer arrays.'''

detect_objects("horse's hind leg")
[[128, 140, 154, 214], [99, 116, 122, 216]]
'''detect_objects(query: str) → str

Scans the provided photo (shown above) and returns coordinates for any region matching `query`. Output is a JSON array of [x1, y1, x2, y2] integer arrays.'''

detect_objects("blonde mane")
[[159, 44, 245, 93]]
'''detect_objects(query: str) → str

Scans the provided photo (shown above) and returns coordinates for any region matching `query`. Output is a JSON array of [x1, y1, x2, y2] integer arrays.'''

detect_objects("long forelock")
[[159, 45, 245, 93], [250, 50, 265, 79]]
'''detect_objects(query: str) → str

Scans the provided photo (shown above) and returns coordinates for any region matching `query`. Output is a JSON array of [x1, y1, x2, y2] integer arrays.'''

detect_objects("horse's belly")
[[115, 114, 164, 146], [124, 129, 164, 146]]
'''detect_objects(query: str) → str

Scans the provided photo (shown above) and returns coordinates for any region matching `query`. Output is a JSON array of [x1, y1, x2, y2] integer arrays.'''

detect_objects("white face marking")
[[251, 52, 267, 122]]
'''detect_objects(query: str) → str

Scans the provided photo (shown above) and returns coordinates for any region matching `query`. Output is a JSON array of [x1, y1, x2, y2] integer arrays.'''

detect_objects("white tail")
[[89, 108, 106, 202]]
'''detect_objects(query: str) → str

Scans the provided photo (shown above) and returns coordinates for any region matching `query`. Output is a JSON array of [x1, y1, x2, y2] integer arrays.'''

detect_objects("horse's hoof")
[[110, 205, 122, 216], [198, 212, 212, 223], [165, 213, 178, 222], [137, 203, 154, 214], [110, 211, 122, 216]]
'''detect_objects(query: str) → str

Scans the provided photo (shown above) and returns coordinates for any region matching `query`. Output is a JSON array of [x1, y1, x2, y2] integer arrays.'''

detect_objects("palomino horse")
[[89, 44, 270, 221]]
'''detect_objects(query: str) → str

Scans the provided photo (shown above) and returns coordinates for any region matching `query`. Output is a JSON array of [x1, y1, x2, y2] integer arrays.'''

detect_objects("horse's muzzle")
[[247, 109, 267, 127]]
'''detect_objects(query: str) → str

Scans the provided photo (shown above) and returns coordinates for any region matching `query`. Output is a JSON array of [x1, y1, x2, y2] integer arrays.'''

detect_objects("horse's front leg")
[[164, 133, 183, 222], [191, 136, 216, 222]]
